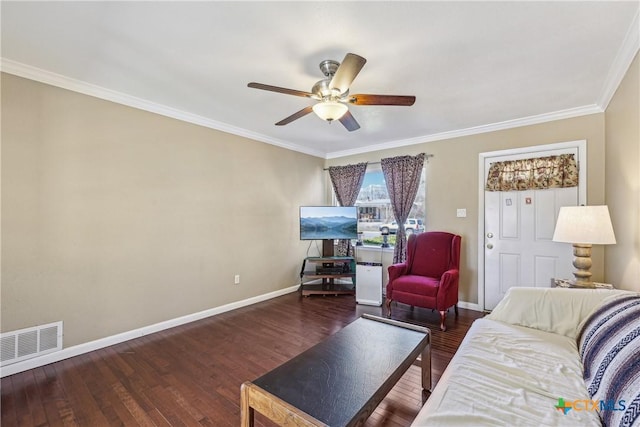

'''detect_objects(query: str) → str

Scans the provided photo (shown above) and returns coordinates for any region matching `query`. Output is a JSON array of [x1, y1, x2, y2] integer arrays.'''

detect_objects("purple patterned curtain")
[[328, 162, 367, 256], [382, 154, 425, 263]]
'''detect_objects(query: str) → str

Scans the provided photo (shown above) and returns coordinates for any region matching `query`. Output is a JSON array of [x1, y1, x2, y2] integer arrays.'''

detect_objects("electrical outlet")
[[234, 275, 240, 285], [456, 209, 467, 218]]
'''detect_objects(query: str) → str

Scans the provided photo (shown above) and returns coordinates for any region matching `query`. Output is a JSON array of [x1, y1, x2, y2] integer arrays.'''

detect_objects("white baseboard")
[[0, 285, 299, 378], [457, 300, 482, 312]]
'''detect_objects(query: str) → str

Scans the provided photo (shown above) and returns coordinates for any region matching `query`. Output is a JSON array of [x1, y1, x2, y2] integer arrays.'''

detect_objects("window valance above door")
[[485, 153, 578, 192]]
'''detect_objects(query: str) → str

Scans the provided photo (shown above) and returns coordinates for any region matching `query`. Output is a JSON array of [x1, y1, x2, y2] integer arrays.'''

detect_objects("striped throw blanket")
[[578, 295, 640, 427]]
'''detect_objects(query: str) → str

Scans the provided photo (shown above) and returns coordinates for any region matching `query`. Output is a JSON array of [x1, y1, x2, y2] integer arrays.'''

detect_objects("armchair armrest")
[[388, 262, 408, 284], [436, 268, 459, 310], [439, 268, 459, 292]]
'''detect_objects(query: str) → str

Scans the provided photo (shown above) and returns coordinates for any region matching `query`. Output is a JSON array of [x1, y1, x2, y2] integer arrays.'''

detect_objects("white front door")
[[482, 144, 584, 310]]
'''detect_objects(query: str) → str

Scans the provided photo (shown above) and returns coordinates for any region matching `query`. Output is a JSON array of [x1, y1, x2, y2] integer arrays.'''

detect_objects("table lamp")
[[552, 205, 616, 288]]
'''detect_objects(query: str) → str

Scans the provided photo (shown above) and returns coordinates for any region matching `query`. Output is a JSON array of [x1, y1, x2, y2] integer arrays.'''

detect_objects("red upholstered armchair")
[[385, 231, 461, 331]]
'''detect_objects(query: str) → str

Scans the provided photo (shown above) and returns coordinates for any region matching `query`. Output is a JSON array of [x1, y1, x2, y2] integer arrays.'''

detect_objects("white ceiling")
[[2, 1, 639, 159]]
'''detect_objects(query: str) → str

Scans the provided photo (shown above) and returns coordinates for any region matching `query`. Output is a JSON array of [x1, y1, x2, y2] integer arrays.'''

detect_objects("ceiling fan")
[[247, 53, 416, 132]]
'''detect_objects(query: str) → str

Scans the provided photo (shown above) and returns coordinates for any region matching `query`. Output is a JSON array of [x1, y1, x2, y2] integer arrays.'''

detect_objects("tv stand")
[[299, 239, 355, 297], [299, 256, 355, 297]]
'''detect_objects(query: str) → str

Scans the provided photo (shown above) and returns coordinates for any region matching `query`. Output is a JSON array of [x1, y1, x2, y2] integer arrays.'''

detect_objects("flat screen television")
[[300, 206, 358, 241]]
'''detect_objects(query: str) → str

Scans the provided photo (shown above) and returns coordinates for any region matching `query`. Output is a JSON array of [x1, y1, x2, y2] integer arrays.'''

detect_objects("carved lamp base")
[[571, 243, 594, 288]]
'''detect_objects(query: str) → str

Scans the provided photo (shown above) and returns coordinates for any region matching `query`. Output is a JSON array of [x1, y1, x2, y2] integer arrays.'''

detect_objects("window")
[[354, 167, 426, 246]]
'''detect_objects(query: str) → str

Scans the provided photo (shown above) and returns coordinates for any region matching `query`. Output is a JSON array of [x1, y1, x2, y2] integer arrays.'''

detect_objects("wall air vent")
[[0, 321, 63, 366]]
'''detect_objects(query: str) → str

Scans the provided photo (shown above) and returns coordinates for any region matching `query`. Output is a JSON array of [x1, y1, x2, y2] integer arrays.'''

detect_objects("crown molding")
[[0, 58, 610, 161], [598, 9, 640, 110], [0, 58, 326, 159], [325, 104, 603, 159]]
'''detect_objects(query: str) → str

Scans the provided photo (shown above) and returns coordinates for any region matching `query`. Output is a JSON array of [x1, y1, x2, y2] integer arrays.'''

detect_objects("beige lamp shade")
[[552, 205, 616, 245]]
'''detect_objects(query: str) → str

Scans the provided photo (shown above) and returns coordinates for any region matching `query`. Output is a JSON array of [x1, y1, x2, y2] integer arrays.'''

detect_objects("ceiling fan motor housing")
[[314, 59, 349, 99], [312, 79, 346, 100]]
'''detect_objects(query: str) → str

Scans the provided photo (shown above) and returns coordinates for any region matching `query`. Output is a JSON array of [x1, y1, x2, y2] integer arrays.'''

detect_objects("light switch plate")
[[456, 209, 467, 218]]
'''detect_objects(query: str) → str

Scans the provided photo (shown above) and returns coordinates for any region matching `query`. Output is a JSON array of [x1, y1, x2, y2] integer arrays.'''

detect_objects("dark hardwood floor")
[[1, 292, 484, 427]]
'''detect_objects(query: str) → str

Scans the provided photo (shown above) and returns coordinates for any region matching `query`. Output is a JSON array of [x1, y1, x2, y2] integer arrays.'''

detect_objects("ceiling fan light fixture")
[[313, 101, 348, 122]]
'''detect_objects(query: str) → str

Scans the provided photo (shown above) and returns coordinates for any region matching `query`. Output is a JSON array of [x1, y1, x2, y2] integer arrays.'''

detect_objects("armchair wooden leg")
[[439, 310, 447, 332], [385, 298, 392, 318], [454, 304, 459, 317]]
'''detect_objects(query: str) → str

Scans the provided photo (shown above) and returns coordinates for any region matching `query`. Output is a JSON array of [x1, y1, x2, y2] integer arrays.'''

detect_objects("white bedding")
[[483, 287, 619, 338], [411, 318, 602, 426]]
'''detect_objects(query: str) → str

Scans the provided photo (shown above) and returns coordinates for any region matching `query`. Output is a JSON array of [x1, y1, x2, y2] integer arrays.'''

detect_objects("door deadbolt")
[[487, 232, 493, 238]]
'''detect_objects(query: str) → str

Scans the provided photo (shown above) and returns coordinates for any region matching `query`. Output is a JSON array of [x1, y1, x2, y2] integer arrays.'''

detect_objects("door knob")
[[486, 243, 494, 249]]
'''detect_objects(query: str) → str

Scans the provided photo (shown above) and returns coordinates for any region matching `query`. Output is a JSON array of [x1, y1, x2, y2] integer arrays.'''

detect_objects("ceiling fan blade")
[[275, 106, 314, 126], [248, 82, 315, 98], [330, 53, 367, 94], [338, 110, 360, 132], [347, 94, 416, 106]]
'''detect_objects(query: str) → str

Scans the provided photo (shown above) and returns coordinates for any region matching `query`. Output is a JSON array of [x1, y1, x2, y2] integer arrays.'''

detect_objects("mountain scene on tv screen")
[[301, 216, 357, 239]]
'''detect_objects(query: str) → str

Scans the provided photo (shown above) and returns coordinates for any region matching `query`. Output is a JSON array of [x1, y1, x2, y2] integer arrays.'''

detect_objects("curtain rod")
[[323, 153, 433, 170]]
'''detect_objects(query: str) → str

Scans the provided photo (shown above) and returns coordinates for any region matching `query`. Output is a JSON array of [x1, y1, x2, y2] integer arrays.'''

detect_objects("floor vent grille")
[[1, 322, 63, 366]]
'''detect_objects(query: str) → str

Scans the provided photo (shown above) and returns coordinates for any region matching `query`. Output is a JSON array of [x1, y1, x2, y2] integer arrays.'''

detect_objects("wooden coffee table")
[[240, 314, 431, 427]]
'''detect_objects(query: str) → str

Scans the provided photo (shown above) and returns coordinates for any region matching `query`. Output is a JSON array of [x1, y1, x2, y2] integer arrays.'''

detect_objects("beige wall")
[[1, 73, 326, 346], [605, 53, 640, 292], [326, 114, 606, 304], [3, 55, 633, 350]]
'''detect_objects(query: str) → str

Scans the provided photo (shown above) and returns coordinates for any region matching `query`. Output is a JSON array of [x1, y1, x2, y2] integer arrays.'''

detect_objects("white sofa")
[[412, 287, 640, 427]]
